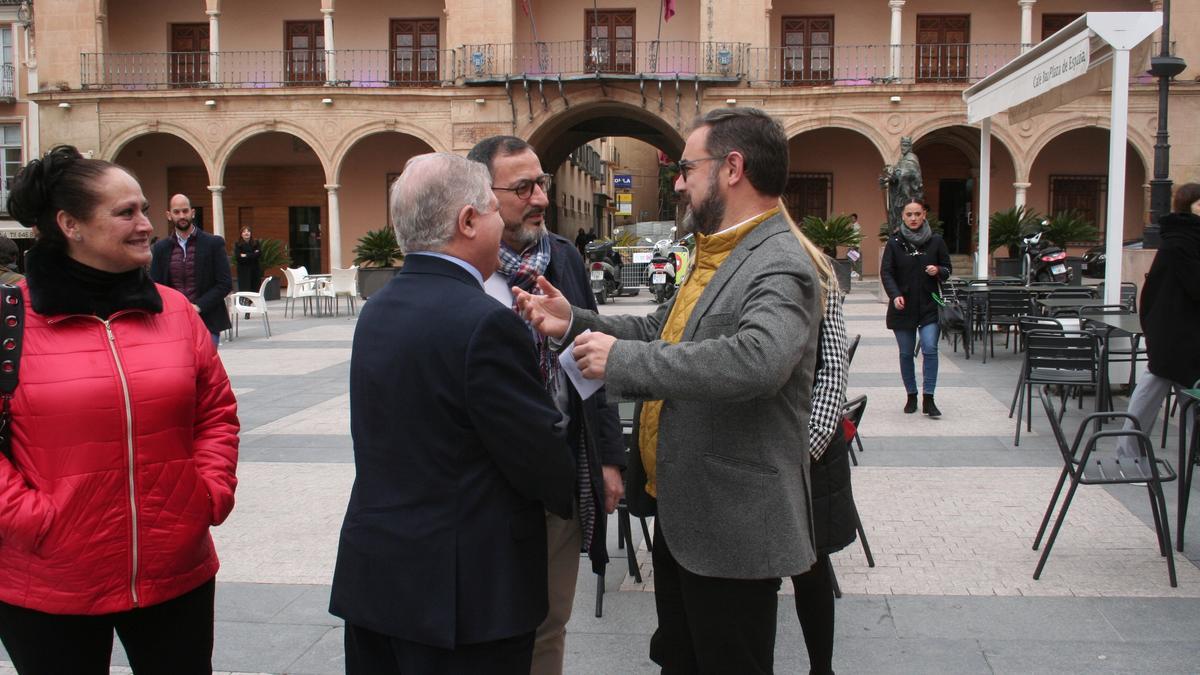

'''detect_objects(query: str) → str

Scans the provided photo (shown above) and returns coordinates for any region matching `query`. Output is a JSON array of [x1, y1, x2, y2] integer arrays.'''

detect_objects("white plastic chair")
[[282, 266, 319, 318], [229, 276, 273, 338], [326, 266, 359, 316]]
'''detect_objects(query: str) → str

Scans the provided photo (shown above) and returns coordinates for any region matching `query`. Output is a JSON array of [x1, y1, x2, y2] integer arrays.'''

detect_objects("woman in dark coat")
[[1118, 183, 1200, 456], [880, 200, 951, 416], [234, 226, 261, 293]]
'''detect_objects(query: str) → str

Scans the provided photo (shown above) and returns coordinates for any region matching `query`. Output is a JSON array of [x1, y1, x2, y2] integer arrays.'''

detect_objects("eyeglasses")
[[674, 154, 728, 181], [492, 174, 552, 200]]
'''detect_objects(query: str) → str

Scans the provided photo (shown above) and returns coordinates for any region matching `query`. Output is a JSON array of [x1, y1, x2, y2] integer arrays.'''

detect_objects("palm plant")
[[801, 214, 862, 257], [353, 227, 403, 267], [988, 206, 1042, 256], [1042, 210, 1099, 247]]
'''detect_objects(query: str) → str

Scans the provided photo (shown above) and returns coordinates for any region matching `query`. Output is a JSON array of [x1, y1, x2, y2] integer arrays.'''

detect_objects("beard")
[[506, 211, 547, 250], [173, 218, 192, 232], [683, 188, 726, 236]]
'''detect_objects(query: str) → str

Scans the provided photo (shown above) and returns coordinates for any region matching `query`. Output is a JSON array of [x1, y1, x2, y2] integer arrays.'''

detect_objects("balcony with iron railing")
[[0, 63, 13, 101], [79, 40, 1166, 92], [459, 41, 744, 81], [81, 49, 458, 90]]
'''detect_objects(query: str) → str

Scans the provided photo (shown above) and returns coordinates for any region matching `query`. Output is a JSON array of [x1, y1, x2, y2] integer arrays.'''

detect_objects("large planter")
[[832, 258, 852, 294], [358, 266, 401, 299]]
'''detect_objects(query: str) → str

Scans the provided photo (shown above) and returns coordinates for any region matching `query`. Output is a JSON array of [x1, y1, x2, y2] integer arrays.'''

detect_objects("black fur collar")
[[25, 246, 162, 318]]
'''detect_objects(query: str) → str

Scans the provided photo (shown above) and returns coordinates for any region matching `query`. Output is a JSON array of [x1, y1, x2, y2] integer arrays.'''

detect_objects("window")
[[783, 173, 832, 221], [169, 23, 210, 87], [391, 19, 439, 85], [585, 10, 635, 74], [0, 124, 20, 212], [1041, 14, 1082, 41], [781, 16, 834, 85], [286, 21, 325, 85], [915, 15, 970, 82], [1049, 175, 1105, 240]]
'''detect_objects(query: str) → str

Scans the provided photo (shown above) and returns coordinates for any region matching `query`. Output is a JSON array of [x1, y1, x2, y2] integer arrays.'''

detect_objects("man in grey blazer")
[[516, 108, 822, 673]]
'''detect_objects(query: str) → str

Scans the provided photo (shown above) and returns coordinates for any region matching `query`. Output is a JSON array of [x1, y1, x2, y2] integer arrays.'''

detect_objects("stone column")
[[207, 9, 220, 82], [889, 0, 905, 81], [1019, 0, 1036, 51], [208, 185, 225, 240], [326, 184, 342, 268], [321, 8, 335, 84], [1013, 182, 1031, 209]]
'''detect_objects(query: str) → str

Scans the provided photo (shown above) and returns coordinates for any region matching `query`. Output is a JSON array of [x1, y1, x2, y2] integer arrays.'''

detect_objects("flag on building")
[[663, 0, 675, 22], [519, 0, 531, 17]]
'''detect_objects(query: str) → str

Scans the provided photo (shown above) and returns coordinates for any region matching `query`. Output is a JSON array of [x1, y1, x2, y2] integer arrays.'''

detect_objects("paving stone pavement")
[[4, 282, 1200, 673]]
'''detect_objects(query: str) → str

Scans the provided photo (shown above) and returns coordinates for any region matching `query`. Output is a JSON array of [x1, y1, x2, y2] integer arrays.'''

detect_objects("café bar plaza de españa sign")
[[962, 11, 1160, 304]]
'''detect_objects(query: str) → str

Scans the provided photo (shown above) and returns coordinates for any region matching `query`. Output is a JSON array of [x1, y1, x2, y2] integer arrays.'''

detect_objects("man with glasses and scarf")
[[513, 109, 823, 673], [467, 136, 625, 675]]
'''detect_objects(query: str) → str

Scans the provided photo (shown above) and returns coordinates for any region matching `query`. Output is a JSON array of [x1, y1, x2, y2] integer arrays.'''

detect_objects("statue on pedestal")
[[881, 136, 924, 234]]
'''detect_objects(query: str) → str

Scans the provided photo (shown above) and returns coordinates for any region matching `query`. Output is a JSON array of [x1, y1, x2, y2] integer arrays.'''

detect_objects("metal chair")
[[983, 289, 1033, 362], [1008, 317, 1062, 417], [1014, 330, 1101, 446], [829, 395, 875, 599], [1098, 281, 1139, 313], [1046, 288, 1096, 300], [1032, 386, 1177, 587], [597, 399, 652, 617], [846, 333, 861, 367]]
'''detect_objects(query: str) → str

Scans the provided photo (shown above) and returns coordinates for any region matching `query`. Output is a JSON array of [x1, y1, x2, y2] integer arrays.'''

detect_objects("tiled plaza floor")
[[4, 282, 1200, 674]]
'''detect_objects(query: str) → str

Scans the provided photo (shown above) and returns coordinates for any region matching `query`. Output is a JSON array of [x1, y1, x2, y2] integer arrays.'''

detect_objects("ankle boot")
[[904, 393, 918, 414], [923, 394, 942, 417]]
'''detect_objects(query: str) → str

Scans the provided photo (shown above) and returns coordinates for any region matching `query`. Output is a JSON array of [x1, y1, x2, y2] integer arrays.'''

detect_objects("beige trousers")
[[531, 509, 582, 675]]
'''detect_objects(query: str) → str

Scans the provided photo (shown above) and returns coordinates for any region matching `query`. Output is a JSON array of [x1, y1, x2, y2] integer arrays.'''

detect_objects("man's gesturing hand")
[[513, 276, 572, 339], [572, 331, 616, 380], [601, 465, 624, 514]]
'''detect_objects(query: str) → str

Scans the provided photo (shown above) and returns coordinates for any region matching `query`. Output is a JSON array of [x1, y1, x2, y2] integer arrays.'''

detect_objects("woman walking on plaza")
[[881, 199, 951, 416], [0, 146, 239, 674], [1118, 182, 1200, 456], [234, 225, 262, 293]]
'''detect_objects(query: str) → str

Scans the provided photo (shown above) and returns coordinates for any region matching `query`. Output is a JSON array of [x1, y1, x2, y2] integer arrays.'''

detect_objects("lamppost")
[[1145, 0, 1186, 248]]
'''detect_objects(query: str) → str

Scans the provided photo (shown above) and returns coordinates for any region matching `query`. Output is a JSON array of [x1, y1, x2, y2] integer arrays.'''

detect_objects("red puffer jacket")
[[0, 281, 239, 615]]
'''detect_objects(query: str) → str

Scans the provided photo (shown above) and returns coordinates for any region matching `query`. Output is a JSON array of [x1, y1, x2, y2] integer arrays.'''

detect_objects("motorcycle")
[[646, 239, 678, 304], [584, 240, 622, 305], [1019, 230, 1072, 284]]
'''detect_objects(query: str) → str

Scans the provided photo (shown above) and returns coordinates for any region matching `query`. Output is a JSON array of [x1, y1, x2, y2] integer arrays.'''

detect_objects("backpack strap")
[[0, 283, 24, 460]]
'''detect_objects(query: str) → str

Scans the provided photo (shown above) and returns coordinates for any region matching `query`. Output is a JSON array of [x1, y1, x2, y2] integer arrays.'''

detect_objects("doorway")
[[938, 179, 970, 254], [289, 206, 322, 273]]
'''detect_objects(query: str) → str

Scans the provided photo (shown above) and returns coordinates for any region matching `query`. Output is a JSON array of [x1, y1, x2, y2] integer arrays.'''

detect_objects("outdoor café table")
[[1177, 387, 1200, 550], [1082, 314, 1144, 413], [305, 274, 333, 316], [1036, 297, 1111, 317]]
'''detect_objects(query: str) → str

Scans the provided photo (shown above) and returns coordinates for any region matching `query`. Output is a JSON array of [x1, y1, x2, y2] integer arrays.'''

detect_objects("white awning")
[[960, 12, 1161, 302]]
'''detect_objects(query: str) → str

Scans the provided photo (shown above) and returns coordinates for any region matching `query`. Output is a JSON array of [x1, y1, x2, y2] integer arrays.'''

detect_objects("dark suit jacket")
[[542, 234, 625, 572], [149, 229, 233, 333], [329, 254, 575, 649]]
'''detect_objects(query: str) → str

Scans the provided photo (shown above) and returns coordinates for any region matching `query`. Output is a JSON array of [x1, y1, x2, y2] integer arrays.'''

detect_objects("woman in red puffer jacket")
[[0, 146, 239, 674]]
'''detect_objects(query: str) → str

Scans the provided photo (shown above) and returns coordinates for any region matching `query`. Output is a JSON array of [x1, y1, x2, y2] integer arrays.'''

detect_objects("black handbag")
[[0, 283, 23, 461], [934, 286, 965, 334]]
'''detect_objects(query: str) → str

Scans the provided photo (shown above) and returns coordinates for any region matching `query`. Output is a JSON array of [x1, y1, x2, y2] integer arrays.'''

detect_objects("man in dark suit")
[[329, 152, 575, 675], [467, 136, 625, 675], [149, 194, 232, 346]]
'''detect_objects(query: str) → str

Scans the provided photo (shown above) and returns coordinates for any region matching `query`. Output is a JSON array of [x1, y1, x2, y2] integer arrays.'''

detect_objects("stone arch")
[[104, 123, 216, 184], [782, 116, 890, 167], [215, 121, 332, 185], [523, 92, 686, 170], [910, 117, 1021, 175], [1027, 117, 1153, 179], [330, 120, 448, 182]]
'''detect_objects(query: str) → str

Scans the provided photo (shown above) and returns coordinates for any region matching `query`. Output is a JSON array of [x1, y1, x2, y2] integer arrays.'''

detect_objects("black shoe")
[[923, 394, 942, 417], [904, 393, 918, 414]]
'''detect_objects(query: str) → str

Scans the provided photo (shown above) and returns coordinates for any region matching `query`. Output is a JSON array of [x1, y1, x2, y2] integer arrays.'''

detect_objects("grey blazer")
[[569, 212, 822, 579]]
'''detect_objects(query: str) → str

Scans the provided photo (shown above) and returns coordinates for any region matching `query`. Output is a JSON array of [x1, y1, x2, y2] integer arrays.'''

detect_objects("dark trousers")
[[344, 621, 534, 675], [648, 520, 781, 674], [0, 577, 215, 675], [792, 555, 835, 675]]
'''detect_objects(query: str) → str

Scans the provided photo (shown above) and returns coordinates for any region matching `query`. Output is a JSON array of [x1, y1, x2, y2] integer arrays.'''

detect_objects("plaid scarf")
[[498, 235, 559, 398]]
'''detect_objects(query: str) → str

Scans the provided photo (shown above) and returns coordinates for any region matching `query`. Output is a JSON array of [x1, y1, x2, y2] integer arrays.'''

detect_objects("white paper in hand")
[[559, 329, 604, 400]]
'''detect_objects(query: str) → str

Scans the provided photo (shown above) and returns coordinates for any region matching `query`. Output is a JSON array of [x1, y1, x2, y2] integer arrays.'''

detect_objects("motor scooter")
[[585, 240, 622, 305], [646, 239, 678, 304], [1019, 230, 1072, 284]]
